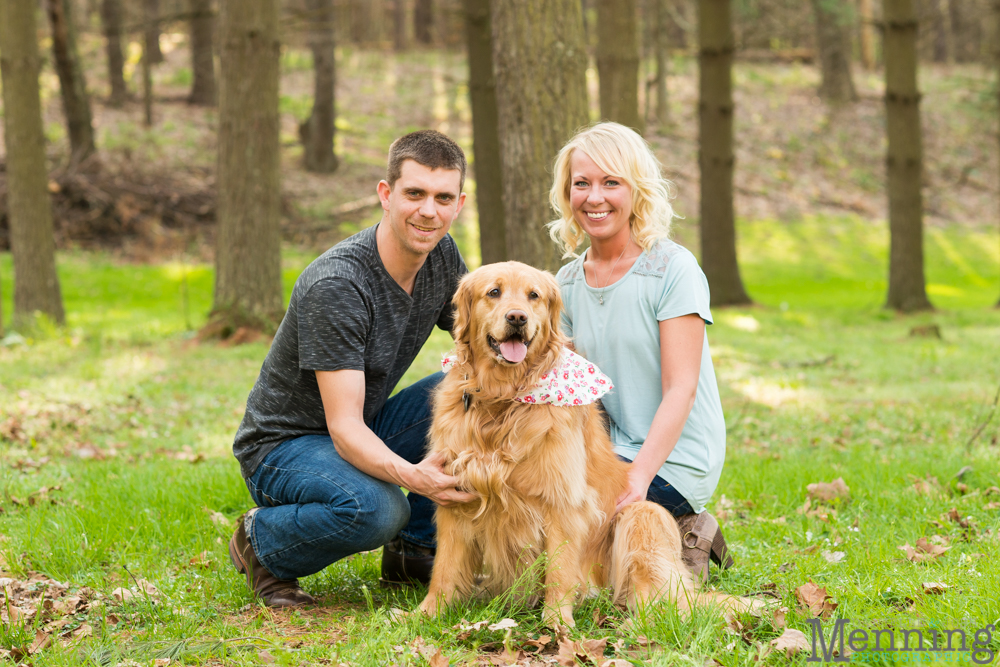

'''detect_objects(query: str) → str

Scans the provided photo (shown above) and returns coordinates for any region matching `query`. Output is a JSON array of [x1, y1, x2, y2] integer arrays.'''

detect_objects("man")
[[228, 130, 476, 607]]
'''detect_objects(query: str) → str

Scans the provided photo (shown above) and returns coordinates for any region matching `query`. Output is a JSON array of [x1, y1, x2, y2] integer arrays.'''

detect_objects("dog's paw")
[[418, 596, 439, 617]]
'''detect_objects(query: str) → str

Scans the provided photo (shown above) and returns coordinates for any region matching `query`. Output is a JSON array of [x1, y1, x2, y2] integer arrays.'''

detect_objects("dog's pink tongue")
[[499, 340, 528, 363]]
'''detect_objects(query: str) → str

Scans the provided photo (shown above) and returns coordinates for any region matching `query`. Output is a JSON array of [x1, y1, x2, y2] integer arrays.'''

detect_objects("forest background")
[[0, 0, 999, 665]]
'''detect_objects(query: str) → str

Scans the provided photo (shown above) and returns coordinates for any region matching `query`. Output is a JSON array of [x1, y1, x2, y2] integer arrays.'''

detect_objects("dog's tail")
[[608, 502, 761, 616]]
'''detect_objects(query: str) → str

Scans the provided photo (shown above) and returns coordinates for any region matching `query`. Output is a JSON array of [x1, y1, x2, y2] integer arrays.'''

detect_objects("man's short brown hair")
[[386, 130, 467, 191]]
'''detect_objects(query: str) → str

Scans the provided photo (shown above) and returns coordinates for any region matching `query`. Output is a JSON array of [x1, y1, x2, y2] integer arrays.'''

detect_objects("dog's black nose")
[[506, 310, 527, 327]]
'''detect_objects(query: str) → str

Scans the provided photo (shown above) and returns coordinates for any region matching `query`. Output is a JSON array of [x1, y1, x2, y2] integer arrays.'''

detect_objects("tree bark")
[[300, 0, 339, 173], [492, 0, 589, 272], [698, 0, 750, 306], [858, 0, 876, 69], [145, 0, 164, 64], [597, 0, 642, 132], [883, 0, 932, 312], [654, 0, 670, 128], [188, 0, 217, 105], [100, 0, 128, 107], [811, 0, 857, 103], [415, 0, 433, 44], [213, 0, 284, 330], [994, 0, 1000, 307], [0, 0, 66, 326], [394, 0, 407, 50], [464, 0, 505, 264], [46, 0, 96, 165]]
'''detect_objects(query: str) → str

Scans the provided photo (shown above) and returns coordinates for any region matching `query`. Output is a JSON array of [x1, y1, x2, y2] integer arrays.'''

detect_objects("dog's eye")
[[528, 291, 539, 300], [487, 288, 501, 298]]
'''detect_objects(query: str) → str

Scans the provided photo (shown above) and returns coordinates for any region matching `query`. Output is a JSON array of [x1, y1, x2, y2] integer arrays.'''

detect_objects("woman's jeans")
[[243, 373, 442, 580]]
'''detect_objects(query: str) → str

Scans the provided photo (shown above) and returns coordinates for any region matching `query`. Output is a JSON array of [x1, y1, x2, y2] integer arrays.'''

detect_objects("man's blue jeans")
[[243, 373, 442, 581]]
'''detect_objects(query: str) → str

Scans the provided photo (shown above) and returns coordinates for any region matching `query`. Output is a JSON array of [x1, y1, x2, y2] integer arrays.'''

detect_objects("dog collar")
[[441, 348, 613, 407]]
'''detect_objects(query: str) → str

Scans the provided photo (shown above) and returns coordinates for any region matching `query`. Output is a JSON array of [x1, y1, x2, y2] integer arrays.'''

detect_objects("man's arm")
[[316, 369, 475, 506]]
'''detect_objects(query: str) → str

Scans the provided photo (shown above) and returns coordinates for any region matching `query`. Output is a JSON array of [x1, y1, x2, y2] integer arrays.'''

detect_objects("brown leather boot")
[[228, 511, 316, 607], [379, 537, 434, 586], [676, 512, 734, 584]]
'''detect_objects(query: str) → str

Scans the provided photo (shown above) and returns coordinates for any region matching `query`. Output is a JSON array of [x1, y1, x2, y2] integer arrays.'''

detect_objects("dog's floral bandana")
[[441, 348, 613, 406]]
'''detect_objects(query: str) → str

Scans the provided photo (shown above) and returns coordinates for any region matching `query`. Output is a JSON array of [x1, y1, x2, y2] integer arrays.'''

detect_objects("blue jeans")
[[243, 373, 442, 580]]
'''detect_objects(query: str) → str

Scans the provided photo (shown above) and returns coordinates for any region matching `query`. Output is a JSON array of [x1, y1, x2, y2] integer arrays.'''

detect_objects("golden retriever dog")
[[418, 261, 752, 628]]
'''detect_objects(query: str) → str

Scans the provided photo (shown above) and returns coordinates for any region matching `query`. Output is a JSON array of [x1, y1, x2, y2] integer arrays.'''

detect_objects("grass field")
[[1, 216, 999, 666]]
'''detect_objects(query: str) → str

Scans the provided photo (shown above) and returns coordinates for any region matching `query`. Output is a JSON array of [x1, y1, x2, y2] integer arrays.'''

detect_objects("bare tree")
[[653, 0, 670, 128], [393, 0, 407, 50], [698, 0, 751, 306], [415, 0, 433, 44], [597, 0, 642, 132], [145, 0, 164, 64], [858, 0, 877, 69], [212, 0, 284, 331], [46, 0, 96, 165], [884, 0, 931, 311], [0, 0, 66, 326], [463, 0, 505, 264], [188, 0, 217, 105], [492, 0, 589, 272], [100, 0, 128, 106], [994, 0, 1000, 308], [299, 0, 339, 173], [811, 0, 857, 103]]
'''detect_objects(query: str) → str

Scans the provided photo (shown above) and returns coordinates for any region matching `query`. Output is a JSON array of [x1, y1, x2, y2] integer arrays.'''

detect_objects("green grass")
[[1, 216, 999, 665]]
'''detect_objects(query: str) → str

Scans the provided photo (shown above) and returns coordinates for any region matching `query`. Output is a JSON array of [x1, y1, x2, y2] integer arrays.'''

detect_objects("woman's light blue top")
[[555, 238, 726, 514]]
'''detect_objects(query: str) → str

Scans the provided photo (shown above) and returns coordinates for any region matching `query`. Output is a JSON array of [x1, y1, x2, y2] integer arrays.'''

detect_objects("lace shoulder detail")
[[632, 239, 685, 278], [555, 257, 585, 286]]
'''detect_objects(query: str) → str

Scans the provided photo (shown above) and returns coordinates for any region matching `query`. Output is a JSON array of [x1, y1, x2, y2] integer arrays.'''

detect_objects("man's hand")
[[402, 451, 476, 507]]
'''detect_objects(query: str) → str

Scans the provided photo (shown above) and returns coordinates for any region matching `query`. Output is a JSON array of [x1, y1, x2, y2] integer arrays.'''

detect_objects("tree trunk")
[[597, 0, 642, 132], [415, 0, 433, 44], [654, 0, 670, 128], [394, 0, 407, 50], [0, 0, 66, 326], [883, 0, 932, 312], [300, 0, 339, 173], [994, 0, 1000, 308], [492, 0, 589, 272], [464, 0, 505, 265], [145, 0, 164, 64], [811, 0, 857, 103], [698, 0, 750, 306], [100, 0, 128, 107], [858, 0, 876, 69], [213, 0, 284, 331], [188, 0, 217, 105], [46, 0, 96, 165]]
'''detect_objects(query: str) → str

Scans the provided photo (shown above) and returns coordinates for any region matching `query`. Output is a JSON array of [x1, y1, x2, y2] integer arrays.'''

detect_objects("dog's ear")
[[451, 272, 476, 349], [541, 270, 567, 351]]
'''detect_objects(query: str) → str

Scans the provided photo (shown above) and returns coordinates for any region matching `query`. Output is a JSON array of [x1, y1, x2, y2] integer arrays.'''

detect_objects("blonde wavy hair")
[[548, 122, 675, 258]]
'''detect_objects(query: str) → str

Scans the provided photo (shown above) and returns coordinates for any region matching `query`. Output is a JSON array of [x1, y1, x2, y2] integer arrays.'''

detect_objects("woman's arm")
[[614, 314, 704, 513]]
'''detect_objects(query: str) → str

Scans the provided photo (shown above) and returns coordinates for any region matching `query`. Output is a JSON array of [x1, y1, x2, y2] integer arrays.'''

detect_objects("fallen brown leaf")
[[795, 582, 838, 619], [771, 628, 809, 657], [807, 477, 850, 503], [772, 606, 788, 630], [912, 475, 942, 497], [922, 582, 949, 595]]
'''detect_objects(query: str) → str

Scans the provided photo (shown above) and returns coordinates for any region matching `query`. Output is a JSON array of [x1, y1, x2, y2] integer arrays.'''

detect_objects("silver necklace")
[[592, 243, 629, 305]]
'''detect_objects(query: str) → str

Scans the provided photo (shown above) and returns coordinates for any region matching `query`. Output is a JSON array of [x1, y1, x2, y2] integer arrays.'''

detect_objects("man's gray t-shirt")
[[233, 224, 467, 479]]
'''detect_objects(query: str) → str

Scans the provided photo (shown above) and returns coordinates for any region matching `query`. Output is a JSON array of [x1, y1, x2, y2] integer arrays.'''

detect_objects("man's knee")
[[352, 482, 410, 549]]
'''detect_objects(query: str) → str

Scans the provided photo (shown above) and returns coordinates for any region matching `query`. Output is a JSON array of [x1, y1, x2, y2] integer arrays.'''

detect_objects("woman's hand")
[[614, 463, 655, 515]]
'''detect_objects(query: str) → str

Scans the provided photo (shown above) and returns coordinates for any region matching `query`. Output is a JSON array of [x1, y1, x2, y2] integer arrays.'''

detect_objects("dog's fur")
[[418, 262, 748, 627]]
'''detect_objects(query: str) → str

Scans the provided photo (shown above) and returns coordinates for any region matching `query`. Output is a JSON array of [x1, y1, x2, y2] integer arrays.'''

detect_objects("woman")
[[549, 122, 732, 582]]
